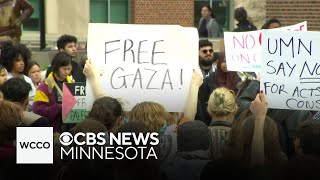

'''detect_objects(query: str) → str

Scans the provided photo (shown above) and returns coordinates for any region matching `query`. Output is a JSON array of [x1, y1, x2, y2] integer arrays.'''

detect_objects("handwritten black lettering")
[[276, 63, 286, 76], [286, 99, 320, 110], [298, 39, 312, 56], [110, 67, 134, 89], [286, 62, 296, 77], [161, 69, 173, 90], [151, 40, 166, 65], [144, 68, 160, 90], [316, 100, 320, 109], [300, 61, 318, 78], [286, 98, 296, 109], [268, 38, 278, 54], [280, 37, 294, 58], [263, 82, 288, 95], [267, 60, 276, 74], [132, 68, 143, 89], [138, 40, 149, 64], [105, 40, 120, 64], [123, 39, 135, 63], [292, 87, 307, 98]]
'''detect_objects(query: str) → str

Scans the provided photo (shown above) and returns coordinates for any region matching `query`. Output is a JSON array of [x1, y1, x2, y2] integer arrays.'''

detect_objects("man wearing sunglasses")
[[199, 40, 216, 77]]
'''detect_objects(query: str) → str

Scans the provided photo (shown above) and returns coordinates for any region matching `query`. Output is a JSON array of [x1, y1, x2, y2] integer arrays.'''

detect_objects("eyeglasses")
[[201, 49, 213, 54]]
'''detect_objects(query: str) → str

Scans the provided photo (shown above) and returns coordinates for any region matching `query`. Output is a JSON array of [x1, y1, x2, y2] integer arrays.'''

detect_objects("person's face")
[[12, 54, 25, 74], [199, 46, 214, 61], [0, 69, 8, 85], [201, 7, 211, 18], [61, 42, 77, 58], [56, 64, 72, 81], [221, 62, 228, 73], [28, 64, 41, 85], [269, 22, 281, 29]]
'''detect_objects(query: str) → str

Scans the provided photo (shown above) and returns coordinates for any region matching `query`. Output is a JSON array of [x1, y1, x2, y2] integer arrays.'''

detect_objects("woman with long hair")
[[24, 60, 42, 89], [198, 4, 223, 38], [196, 40, 239, 125]]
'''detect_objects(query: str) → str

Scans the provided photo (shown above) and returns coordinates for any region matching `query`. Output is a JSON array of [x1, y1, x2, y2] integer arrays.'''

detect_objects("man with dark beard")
[[199, 40, 216, 77], [196, 40, 239, 126]]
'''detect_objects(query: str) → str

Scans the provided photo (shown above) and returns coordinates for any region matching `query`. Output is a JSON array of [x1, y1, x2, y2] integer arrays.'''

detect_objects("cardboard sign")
[[260, 30, 320, 111], [62, 82, 88, 123], [87, 24, 198, 111], [224, 21, 307, 72]]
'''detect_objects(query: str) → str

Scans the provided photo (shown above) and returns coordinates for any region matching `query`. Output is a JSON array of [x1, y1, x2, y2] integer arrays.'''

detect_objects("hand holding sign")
[[255, 72, 261, 81], [191, 69, 204, 88], [83, 59, 98, 80]]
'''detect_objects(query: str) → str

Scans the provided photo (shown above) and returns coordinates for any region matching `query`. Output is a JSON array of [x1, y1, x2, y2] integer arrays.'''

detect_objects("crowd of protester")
[[0, 6, 320, 180]]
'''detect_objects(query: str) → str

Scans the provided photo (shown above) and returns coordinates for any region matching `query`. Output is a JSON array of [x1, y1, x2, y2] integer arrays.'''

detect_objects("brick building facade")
[[21, 0, 320, 49], [131, 0, 195, 27], [130, 0, 320, 31], [266, 0, 320, 31]]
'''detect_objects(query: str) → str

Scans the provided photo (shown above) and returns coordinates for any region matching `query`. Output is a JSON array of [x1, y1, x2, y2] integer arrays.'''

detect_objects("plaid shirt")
[[313, 111, 320, 120]]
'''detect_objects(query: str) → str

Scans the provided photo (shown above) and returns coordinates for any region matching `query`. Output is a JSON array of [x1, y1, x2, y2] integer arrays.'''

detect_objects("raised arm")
[[183, 69, 203, 120], [250, 91, 268, 165], [18, 0, 35, 24], [83, 60, 105, 99]]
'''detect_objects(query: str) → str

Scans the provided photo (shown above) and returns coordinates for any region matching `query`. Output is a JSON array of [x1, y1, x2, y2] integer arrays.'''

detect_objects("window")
[[23, 0, 40, 31], [194, 0, 233, 31], [90, 0, 129, 24]]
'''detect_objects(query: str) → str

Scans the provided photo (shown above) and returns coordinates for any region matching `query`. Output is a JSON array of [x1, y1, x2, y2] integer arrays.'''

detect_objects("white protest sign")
[[87, 24, 198, 112], [279, 21, 307, 31], [260, 30, 320, 111], [224, 21, 307, 72]]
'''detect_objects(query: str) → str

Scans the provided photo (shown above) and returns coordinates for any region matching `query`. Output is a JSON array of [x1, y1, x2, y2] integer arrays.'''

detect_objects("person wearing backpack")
[[233, 7, 257, 32], [33, 52, 73, 132]]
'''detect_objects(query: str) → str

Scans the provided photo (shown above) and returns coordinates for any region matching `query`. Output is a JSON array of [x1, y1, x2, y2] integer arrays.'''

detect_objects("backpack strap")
[[45, 78, 63, 96]]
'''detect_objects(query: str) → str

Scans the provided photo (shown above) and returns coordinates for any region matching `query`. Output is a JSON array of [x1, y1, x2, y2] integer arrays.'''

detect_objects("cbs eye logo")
[[59, 132, 73, 146]]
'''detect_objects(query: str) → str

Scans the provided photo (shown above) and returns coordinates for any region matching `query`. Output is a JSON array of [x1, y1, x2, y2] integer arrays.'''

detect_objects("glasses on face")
[[202, 49, 213, 54]]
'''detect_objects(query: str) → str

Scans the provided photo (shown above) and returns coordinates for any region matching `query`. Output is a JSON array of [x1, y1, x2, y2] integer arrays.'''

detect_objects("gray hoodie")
[[198, 17, 224, 38]]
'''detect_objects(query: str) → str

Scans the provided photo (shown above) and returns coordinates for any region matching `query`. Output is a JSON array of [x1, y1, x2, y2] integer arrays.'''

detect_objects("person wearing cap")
[[162, 121, 211, 180]]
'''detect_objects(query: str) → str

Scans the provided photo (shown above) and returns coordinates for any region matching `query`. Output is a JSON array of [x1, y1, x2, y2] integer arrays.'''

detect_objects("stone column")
[[45, 0, 89, 39]]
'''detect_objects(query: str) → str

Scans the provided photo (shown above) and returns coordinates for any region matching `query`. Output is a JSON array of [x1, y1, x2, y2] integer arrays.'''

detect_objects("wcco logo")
[[19, 141, 51, 149], [16, 127, 53, 164]]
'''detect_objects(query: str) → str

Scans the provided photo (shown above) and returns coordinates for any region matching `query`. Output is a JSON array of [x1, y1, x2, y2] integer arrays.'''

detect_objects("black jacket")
[[196, 72, 240, 126], [233, 20, 257, 32]]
